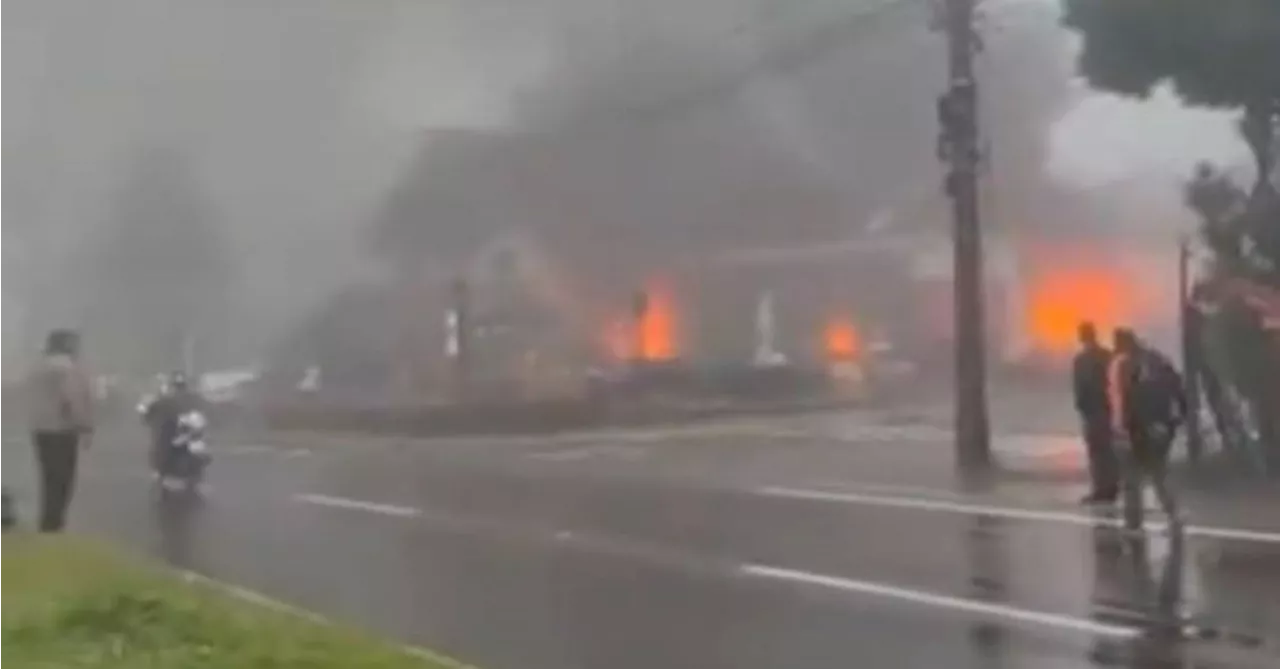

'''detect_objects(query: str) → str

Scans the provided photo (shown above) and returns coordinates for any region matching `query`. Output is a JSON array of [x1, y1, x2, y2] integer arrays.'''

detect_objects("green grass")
[[2, 535, 468, 669]]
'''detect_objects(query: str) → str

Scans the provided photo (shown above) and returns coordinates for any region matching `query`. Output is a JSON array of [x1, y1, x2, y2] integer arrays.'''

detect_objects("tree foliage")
[[1064, 0, 1280, 195], [1185, 162, 1249, 264], [1065, 1, 1279, 105]]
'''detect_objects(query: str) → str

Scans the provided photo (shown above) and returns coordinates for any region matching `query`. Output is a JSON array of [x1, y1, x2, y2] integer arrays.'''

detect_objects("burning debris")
[[602, 281, 683, 364], [822, 315, 862, 362], [637, 283, 680, 362]]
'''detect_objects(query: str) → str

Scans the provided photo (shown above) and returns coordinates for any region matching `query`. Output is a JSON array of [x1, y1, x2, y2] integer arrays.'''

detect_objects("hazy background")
[[3, 0, 1245, 377]]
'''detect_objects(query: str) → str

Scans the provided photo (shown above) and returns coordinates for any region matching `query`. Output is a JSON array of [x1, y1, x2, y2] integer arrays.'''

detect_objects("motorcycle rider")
[[136, 373, 170, 415], [141, 371, 205, 480]]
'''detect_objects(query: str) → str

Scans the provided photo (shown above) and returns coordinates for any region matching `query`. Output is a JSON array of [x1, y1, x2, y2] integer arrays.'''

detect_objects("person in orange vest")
[[1108, 328, 1188, 531]]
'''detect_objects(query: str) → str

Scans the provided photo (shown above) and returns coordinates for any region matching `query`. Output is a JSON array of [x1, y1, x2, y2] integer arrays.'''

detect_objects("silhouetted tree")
[[1185, 162, 1249, 270], [1064, 0, 1279, 198], [1065, 0, 1280, 271]]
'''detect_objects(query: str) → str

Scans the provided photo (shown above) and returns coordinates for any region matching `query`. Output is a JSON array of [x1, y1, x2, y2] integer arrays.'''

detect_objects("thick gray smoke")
[[310, 0, 1084, 389], [4, 0, 401, 370], [370, 0, 1075, 259], [4, 0, 1079, 382]]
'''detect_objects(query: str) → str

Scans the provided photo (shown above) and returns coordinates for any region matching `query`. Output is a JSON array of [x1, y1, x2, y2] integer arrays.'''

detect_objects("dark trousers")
[[32, 431, 81, 532], [1082, 418, 1119, 499], [1120, 426, 1180, 531]]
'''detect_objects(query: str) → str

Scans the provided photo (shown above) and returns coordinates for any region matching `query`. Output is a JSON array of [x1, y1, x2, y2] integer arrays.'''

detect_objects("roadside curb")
[[177, 568, 475, 669]]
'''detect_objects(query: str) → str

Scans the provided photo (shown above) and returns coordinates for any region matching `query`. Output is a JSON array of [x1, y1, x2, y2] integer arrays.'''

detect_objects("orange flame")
[[601, 282, 681, 362], [1026, 267, 1134, 357], [638, 283, 679, 361], [823, 315, 862, 361]]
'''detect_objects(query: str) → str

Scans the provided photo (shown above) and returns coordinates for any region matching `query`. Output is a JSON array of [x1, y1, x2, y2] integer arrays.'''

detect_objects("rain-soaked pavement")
[[6, 411, 1280, 669]]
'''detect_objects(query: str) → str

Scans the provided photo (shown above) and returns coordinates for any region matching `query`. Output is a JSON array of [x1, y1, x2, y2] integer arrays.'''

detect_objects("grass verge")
[[2, 534, 467, 668]]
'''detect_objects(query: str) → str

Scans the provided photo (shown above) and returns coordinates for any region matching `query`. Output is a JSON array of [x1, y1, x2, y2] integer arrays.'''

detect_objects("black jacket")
[[1117, 348, 1187, 434], [143, 391, 204, 446], [1073, 345, 1112, 421]]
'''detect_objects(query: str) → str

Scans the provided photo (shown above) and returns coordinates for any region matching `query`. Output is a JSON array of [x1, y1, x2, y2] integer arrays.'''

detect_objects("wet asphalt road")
[[6, 414, 1280, 669]]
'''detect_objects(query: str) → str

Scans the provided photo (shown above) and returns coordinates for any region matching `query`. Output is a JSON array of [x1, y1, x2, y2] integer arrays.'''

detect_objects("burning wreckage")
[[258, 232, 905, 422], [260, 221, 1168, 434]]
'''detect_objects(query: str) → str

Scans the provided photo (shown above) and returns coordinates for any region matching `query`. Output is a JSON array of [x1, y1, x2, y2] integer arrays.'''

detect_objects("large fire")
[[638, 284, 679, 361], [823, 315, 862, 361], [1025, 267, 1135, 357], [602, 282, 680, 362]]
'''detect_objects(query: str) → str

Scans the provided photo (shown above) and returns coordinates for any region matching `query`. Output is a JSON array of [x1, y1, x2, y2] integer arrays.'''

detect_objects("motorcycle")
[[158, 409, 211, 493]]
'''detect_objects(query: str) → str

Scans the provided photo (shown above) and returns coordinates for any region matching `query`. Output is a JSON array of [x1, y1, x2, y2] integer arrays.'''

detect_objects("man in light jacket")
[[26, 329, 94, 532]]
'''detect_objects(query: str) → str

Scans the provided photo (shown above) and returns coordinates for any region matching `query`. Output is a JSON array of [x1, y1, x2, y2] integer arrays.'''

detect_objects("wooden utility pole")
[[937, 0, 991, 468]]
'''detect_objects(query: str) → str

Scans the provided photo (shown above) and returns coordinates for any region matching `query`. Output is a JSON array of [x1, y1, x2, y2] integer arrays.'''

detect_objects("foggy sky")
[[2, 0, 1242, 371]]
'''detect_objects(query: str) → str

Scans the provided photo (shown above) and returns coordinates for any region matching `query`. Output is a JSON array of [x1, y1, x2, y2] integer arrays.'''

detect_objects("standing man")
[[25, 329, 94, 532], [1109, 328, 1187, 532], [1073, 322, 1118, 504]]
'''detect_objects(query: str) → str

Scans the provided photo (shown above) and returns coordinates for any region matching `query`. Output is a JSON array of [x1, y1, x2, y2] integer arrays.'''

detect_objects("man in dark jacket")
[[1109, 329, 1188, 531], [1073, 322, 1118, 504]]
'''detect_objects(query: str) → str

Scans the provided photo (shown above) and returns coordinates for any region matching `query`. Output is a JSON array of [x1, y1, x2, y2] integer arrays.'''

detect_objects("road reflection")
[[1192, 533, 1280, 657], [1126, 530, 1187, 667], [151, 490, 206, 570], [1088, 522, 1186, 667], [965, 513, 1009, 669]]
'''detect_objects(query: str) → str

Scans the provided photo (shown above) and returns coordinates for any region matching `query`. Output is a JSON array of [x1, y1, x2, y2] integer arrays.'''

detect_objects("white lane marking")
[[222, 444, 313, 458], [741, 565, 1140, 639], [295, 490, 1139, 638], [530, 448, 596, 461], [530, 444, 648, 462], [594, 445, 646, 459], [294, 493, 421, 518], [224, 444, 274, 455], [759, 486, 1280, 544], [804, 480, 964, 500], [765, 427, 1083, 457]]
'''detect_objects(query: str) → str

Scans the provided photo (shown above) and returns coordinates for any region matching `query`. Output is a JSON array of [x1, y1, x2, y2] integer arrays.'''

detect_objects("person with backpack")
[[1108, 328, 1188, 532]]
